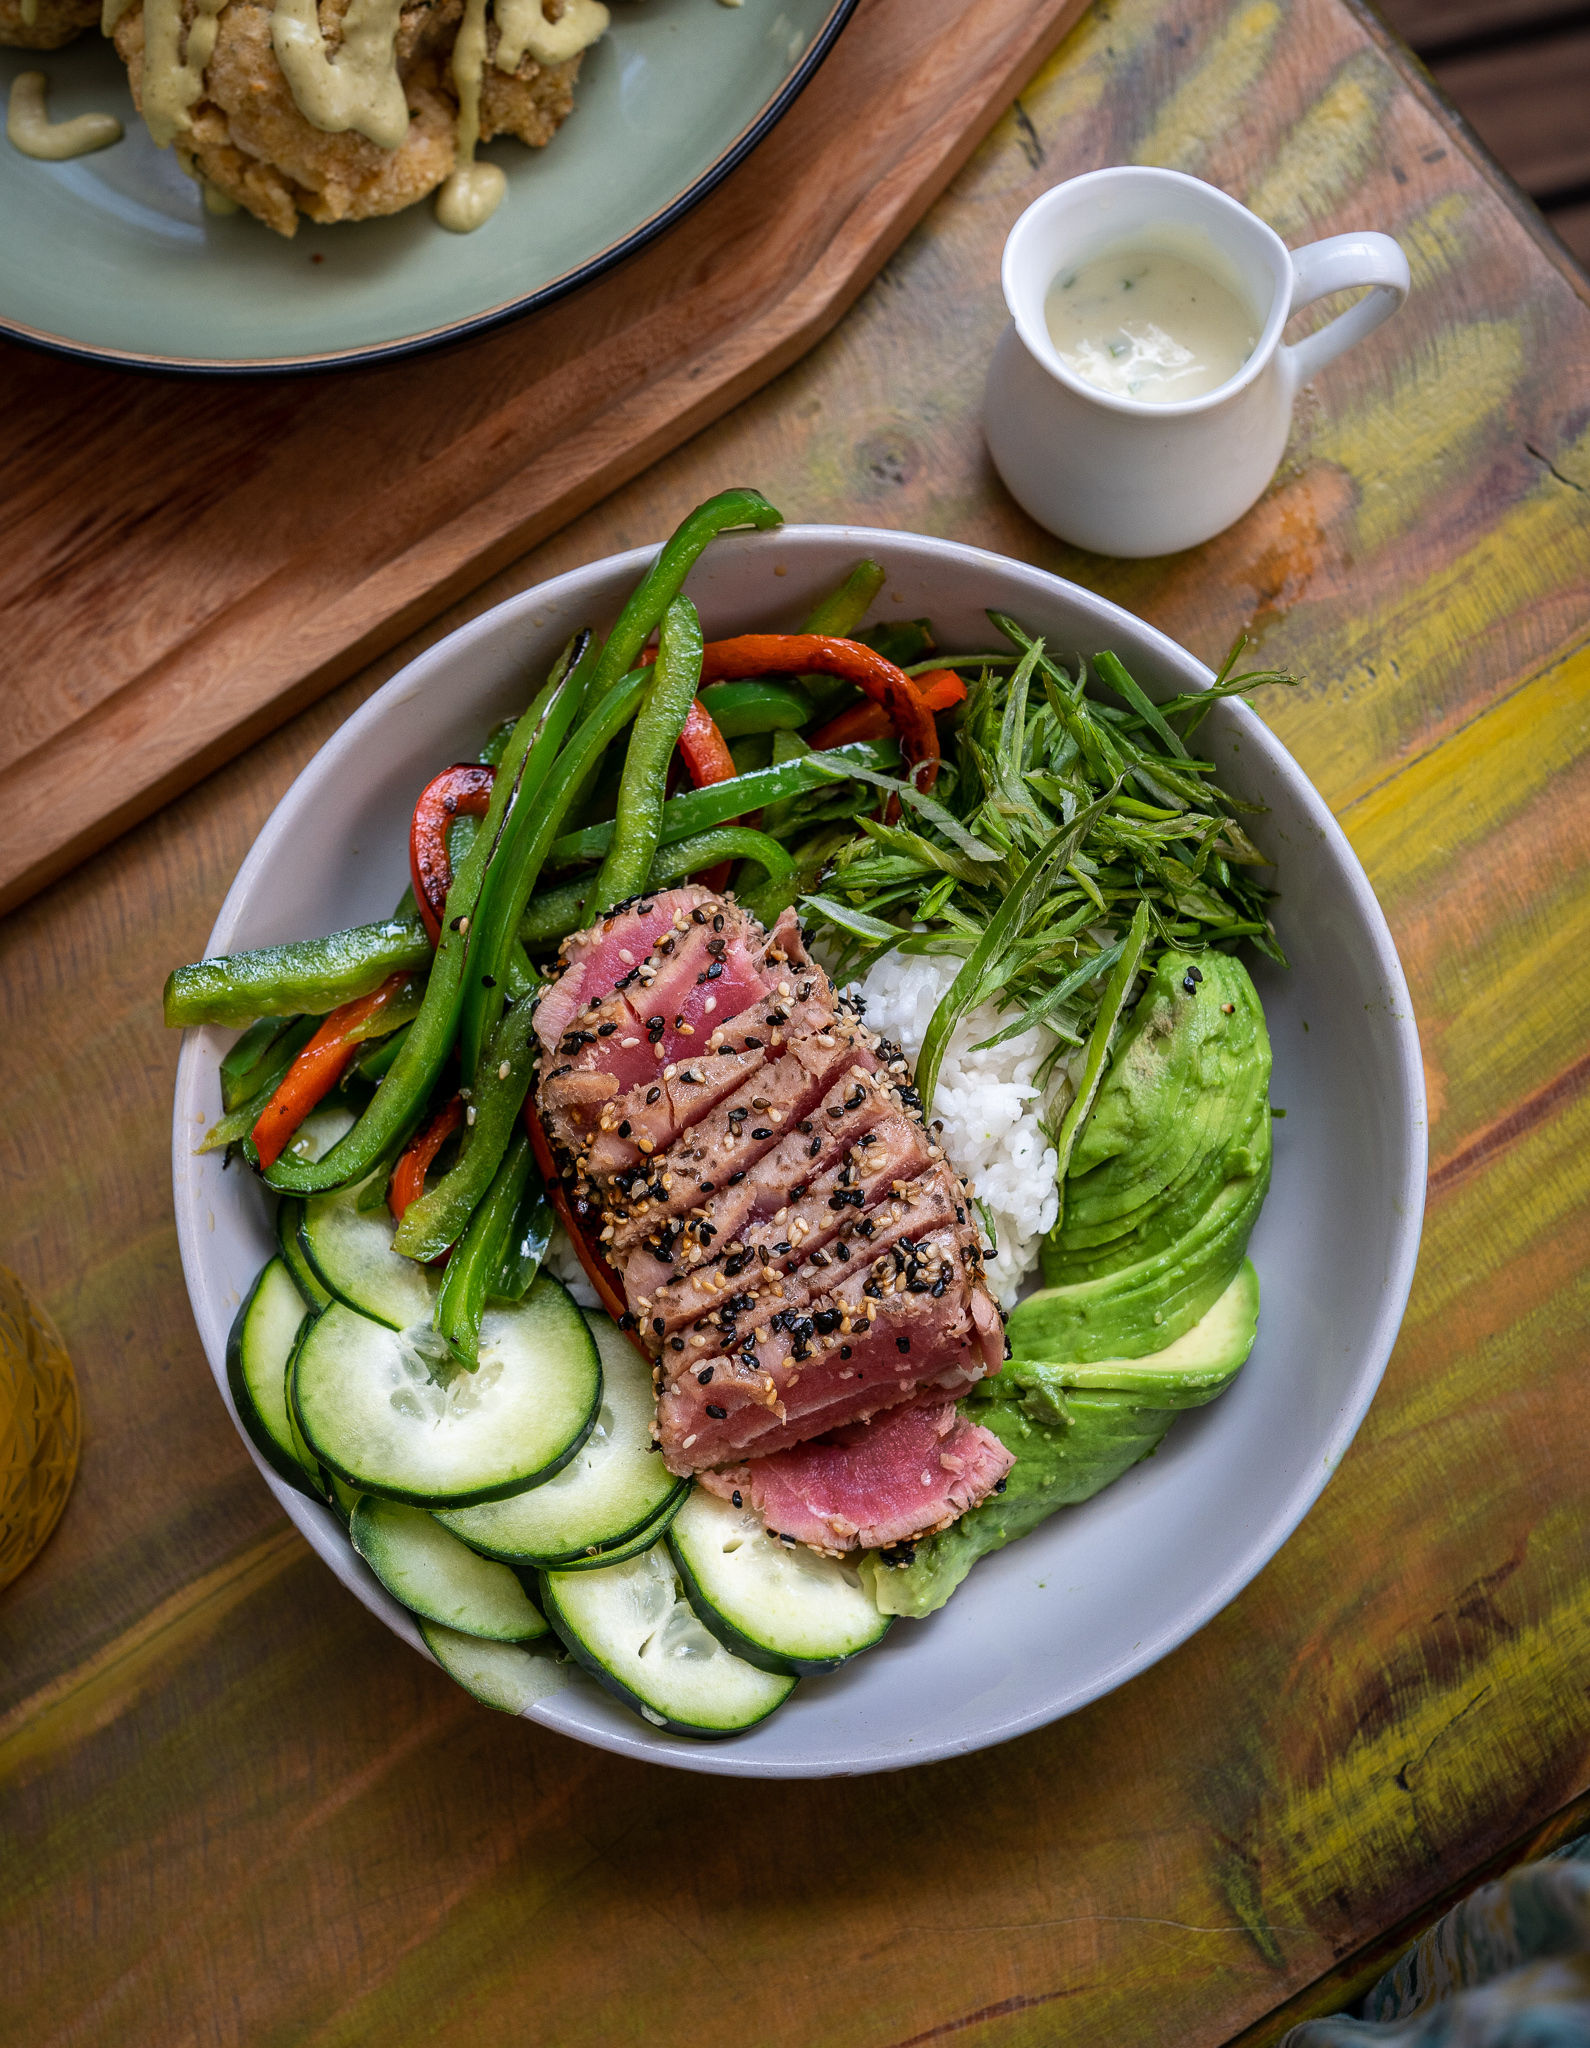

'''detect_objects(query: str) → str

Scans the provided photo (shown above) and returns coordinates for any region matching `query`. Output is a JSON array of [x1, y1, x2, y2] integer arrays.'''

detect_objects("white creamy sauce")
[[493, 0, 607, 72], [435, 0, 505, 230], [6, 69, 123, 158], [271, 0, 409, 147], [1045, 248, 1258, 403], [139, 0, 226, 145], [435, 158, 504, 231]]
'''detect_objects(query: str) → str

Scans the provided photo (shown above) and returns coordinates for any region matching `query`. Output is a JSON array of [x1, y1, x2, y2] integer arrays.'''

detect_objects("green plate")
[[0, 0, 854, 372]]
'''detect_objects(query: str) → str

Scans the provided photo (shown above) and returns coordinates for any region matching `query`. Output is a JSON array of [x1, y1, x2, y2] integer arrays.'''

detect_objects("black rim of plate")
[[4, 0, 860, 380]]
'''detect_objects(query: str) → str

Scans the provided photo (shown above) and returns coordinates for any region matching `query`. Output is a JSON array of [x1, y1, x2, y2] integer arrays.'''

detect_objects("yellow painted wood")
[[2, 0, 1589, 2043]]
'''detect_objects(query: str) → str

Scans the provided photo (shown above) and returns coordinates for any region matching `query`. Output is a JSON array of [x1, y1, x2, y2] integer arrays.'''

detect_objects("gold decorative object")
[[0, 1265, 80, 1593]]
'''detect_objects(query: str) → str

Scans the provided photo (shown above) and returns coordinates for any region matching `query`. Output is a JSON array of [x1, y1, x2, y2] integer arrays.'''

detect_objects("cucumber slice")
[[437, 1312, 683, 1563], [323, 1470, 361, 1525], [299, 1182, 436, 1332], [541, 1541, 796, 1737], [351, 1497, 547, 1641], [418, 1620, 567, 1714], [293, 1274, 601, 1506], [225, 1258, 321, 1498], [669, 1489, 891, 1676], [543, 1487, 687, 1571], [276, 1197, 332, 1310], [285, 1104, 356, 1164]]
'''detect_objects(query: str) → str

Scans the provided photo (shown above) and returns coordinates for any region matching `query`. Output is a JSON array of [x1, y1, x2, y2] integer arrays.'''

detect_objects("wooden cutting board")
[[0, 0, 1085, 920]]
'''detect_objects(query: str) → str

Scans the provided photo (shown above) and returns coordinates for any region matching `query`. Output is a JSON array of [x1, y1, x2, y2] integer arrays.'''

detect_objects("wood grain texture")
[[3, 0, 1590, 2043], [0, 0, 1087, 922]]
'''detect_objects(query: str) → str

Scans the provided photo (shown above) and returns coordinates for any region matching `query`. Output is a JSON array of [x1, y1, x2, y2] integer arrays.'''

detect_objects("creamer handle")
[[1281, 232, 1410, 389]]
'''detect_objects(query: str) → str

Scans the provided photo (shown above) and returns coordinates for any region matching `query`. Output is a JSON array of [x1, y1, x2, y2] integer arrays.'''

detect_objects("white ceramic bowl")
[[172, 525, 1426, 1776]]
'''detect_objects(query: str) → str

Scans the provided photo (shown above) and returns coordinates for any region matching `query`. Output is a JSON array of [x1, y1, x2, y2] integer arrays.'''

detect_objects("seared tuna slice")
[[533, 888, 708, 1052], [656, 1213, 1001, 1473], [582, 1048, 768, 1181], [614, 1062, 912, 1318], [639, 1118, 940, 1338], [605, 1030, 878, 1257], [699, 1401, 1015, 1553]]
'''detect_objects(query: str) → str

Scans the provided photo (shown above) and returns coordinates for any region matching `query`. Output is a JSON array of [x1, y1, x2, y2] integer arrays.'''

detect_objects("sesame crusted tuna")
[[531, 887, 1009, 1555]]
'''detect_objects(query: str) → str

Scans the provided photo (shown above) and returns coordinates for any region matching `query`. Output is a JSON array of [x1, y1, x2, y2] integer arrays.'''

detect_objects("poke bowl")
[[171, 518, 1426, 1776]]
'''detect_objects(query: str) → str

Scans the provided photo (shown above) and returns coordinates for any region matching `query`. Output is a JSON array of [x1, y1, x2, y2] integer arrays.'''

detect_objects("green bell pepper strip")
[[165, 917, 431, 1029], [346, 1021, 410, 1086], [697, 679, 813, 738], [198, 1016, 319, 1153], [433, 1130, 535, 1368], [262, 653, 578, 1197], [457, 661, 652, 966], [393, 992, 540, 1260], [545, 736, 899, 868], [589, 596, 705, 915], [219, 1015, 298, 1112], [582, 489, 782, 705], [496, 1171, 553, 1302], [516, 826, 797, 951], [800, 559, 886, 636], [458, 632, 593, 1085], [795, 560, 887, 717]]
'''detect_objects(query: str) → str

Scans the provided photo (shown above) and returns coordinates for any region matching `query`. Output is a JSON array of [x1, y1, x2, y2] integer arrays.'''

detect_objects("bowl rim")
[[172, 522, 1427, 1774], [1, 0, 859, 378]]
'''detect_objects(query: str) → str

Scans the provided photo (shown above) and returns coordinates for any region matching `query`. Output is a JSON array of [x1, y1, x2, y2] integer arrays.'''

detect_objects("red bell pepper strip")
[[698, 635, 941, 802], [251, 974, 412, 1171], [807, 668, 967, 752], [524, 1104, 648, 1355], [674, 697, 739, 891], [388, 1096, 464, 1224], [409, 763, 496, 945]]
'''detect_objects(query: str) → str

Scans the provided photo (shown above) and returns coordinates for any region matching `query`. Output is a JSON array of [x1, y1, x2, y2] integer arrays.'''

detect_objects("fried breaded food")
[[0, 0, 100, 50], [479, 16, 577, 149], [111, 0, 582, 236]]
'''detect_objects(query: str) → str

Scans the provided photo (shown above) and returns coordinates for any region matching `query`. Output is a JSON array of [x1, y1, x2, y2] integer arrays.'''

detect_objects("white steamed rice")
[[852, 951, 1065, 1306]]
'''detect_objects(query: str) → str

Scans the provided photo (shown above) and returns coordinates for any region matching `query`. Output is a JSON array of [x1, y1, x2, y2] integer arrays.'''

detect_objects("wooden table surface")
[[4, 1, 1589, 2042]]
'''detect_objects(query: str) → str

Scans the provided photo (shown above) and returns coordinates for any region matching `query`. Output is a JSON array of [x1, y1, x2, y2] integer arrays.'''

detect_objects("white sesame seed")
[[498, 1061, 511, 1080]]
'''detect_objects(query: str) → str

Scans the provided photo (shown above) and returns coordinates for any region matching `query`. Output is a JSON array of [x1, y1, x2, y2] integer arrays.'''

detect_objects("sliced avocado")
[[1012, 1120, 1270, 1362], [863, 1391, 1176, 1619], [1045, 949, 1272, 1279], [864, 1265, 1262, 1619], [1009, 1259, 1259, 1412]]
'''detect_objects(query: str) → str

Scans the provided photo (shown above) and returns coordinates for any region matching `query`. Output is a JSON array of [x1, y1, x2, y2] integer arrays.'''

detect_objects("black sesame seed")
[[896, 1336, 911, 1353], [705, 1403, 727, 1419], [731, 1490, 743, 1508], [697, 1367, 715, 1385], [670, 1337, 685, 1352]]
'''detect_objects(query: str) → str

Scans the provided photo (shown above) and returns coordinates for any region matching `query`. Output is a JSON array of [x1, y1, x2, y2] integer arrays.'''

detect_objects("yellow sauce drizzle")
[[492, 0, 607, 74], [140, 0, 226, 146], [434, 0, 504, 232], [6, 70, 123, 159], [270, 0, 409, 148]]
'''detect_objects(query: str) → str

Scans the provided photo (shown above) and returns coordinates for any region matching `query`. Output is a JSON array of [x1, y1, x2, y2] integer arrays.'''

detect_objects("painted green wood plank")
[[2, 0, 1589, 2043]]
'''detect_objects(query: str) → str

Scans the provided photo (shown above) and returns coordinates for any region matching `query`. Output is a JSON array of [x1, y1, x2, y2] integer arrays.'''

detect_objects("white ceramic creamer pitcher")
[[984, 167, 1410, 557]]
